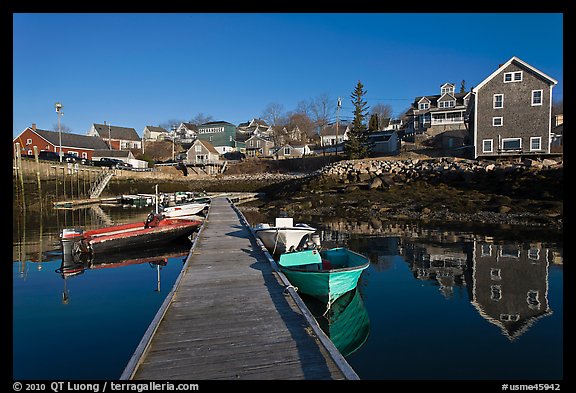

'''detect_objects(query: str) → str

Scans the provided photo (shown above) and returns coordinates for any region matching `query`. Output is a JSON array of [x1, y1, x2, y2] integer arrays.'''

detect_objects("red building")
[[13, 124, 110, 160]]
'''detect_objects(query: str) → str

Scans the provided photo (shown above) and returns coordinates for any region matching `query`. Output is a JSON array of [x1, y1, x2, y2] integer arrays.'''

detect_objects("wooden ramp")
[[123, 197, 354, 380]]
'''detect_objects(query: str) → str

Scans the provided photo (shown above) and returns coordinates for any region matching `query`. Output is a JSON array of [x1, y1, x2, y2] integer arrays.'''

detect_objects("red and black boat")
[[61, 212, 202, 255]]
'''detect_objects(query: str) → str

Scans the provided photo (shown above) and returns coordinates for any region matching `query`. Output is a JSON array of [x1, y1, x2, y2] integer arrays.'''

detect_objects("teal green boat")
[[278, 247, 370, 307]]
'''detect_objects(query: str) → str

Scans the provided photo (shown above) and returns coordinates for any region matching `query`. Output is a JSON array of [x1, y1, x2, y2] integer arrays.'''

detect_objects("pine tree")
[[345, 80, 371, 159]]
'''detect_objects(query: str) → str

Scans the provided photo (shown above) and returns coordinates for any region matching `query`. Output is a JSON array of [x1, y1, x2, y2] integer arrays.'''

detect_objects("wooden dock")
[[121, 197, 357, 380]]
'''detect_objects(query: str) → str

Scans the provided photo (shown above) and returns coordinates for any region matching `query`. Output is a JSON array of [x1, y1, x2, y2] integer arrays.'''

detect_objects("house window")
[[500, 244, 520, 258], [502, 138, 521, 151], [195, 145, 202, 152], [492, 117, 503, 127], [530, 137, 542, 151], [491, 285, 502, 301], [441, 85, 454, 95], [504, 71, 523, 83], [493, 94, 504, 109], [483, 139, 494, 153], [532, 90, 543, 106], [26, 138, 32, 145], [490, 268, 502, 281], [284, 147, 291, 155], [481, 244, 492, 256], [256, 140, 260, 148], [528, 248, 540, 260], [439, 100, 455, 108], [527, 290, 540, 310], [419, 103, 429, 110]]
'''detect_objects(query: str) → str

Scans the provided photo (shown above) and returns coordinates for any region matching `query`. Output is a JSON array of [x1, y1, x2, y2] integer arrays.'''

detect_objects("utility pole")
[[336, 97, 341, 155], [55, 102, 64, 162], [108, 122, 112, 150]]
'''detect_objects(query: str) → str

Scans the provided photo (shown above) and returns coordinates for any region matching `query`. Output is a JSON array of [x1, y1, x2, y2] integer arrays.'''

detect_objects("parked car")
[[38, 151, 61, 161], [63, 153, 93, 165], [93, 157, 133, 170]]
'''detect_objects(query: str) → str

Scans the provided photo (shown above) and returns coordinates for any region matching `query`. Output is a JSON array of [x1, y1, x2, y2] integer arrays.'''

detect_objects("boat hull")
[[255, 226, 316, 255], [66, 217, 202, 254], [279, 248, 370, 306], [161, 202, 208, 218]]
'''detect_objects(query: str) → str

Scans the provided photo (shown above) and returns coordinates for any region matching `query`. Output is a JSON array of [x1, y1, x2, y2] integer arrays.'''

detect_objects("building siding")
[[475, 62, 553, 158]]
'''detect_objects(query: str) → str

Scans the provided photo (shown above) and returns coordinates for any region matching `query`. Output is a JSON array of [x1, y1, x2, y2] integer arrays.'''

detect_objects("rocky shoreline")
[[250, 157, 563, 232]]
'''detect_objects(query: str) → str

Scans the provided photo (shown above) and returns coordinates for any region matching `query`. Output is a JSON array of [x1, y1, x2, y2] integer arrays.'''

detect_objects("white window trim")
[[26, 138, 32, 145], [501, 137, 522, 151], [482, 139, 494, 153], [492, 117, 503, 127], [532, 89, 543, 106], [530, 136, 542, 151], [504, 71, 523, 83], [419, 103, 429, 110], [493, 94, 504, 109]]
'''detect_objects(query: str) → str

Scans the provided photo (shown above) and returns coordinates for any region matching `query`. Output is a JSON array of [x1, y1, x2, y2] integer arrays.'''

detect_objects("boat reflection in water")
[[56, 243, 191, 301], [302, 288, 370, 358]]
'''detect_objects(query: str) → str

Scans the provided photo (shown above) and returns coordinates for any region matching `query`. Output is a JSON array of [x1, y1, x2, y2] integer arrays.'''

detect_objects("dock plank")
[[126, 197, 352, 380]]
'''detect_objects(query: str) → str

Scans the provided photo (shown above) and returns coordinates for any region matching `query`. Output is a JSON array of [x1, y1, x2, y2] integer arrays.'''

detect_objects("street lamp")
[[55, 102, 64, 162]]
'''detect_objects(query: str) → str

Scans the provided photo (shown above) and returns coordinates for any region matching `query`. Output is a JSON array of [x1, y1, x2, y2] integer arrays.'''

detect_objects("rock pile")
[[316, 157, 562, 188]]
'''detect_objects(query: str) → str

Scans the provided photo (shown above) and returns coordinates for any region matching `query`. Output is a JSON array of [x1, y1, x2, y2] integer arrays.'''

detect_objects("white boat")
[[160, 202, 208, 218], [254, 217, 317, 256]]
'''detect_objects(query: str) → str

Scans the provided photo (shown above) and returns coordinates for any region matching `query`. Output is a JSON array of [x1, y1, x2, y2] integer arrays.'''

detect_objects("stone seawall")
[[316, 157, 562, 187]]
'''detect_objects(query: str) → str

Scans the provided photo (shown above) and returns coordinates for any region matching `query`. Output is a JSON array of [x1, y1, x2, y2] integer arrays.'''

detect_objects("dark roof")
[[199, 121, 236, 127], [412, 92, 470, 110], [92, 124, 140, 141], [34, 129, 110, 150], [145, 126, 168, 133], [441, 129, 469, 138], [181, 122, 198, 130]]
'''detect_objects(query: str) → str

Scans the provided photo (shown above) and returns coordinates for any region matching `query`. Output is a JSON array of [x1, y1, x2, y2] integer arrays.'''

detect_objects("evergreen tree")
[[345, 80, 371, 159]]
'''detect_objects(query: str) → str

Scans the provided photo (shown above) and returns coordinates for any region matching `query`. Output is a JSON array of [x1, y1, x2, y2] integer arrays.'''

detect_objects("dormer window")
[[439, 100, 455, 108], [441, 83, 455, 95], [419, 102, 429, 110]]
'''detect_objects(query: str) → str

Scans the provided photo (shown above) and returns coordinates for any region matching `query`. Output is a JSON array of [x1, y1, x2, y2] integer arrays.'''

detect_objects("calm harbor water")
[[12, 202, 563, 380]]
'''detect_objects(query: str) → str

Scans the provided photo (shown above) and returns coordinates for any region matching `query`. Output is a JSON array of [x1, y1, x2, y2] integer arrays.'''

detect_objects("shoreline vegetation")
[[14, 154, 563, 233]]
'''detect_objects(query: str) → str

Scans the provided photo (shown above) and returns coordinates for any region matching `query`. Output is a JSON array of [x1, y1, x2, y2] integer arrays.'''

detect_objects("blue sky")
[[13, 13, 563, 137]]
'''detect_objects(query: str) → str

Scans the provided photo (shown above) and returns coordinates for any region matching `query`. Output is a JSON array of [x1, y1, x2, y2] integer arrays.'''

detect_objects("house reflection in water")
[[470, 241, 553, 341], [403, 242, 470, 299]]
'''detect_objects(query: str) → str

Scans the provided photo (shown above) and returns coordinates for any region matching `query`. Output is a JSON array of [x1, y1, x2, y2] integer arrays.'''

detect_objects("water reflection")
[[470, 241, 553, 341], [303, 288, 370, 357], [308, 218, 562, 342], [56, 244, 190, 302]]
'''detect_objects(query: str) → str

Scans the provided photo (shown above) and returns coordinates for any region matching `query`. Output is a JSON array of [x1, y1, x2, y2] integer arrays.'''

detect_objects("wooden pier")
[[121, 197, 357, 380]]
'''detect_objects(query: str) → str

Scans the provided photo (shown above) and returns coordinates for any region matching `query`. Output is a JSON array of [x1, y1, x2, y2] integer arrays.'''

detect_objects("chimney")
[[104, 120, 107, 126], [31, 123, 36, 130]]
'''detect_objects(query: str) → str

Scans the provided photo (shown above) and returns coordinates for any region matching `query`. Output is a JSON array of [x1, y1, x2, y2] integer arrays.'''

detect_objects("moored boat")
[[60, 213, 202, 255], [254, 217, 317, 255], [160, 202, 209, 218], [278, 247, 370, 308]]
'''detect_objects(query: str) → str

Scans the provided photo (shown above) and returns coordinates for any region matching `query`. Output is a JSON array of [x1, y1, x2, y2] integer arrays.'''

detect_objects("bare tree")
[[160, 119, 186, 131], [309, 93, 335, 131], [371, 103, 394, 130], [261, 102, 285, 127], [52, 123, 72, 133], [190, 113, 213, 125]]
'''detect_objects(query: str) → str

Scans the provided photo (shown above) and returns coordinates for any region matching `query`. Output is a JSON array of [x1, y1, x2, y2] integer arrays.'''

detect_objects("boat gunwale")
[[280, 261, 370, 274]]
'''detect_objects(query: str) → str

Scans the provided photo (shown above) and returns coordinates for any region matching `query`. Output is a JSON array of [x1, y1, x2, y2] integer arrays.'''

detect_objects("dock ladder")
[[89, 170, 114, 198]]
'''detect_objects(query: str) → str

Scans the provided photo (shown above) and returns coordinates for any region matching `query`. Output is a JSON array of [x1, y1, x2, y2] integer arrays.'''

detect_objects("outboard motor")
[[60, 228, 85, 256]]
